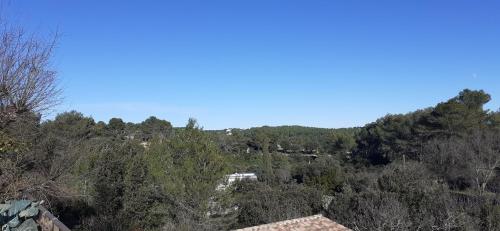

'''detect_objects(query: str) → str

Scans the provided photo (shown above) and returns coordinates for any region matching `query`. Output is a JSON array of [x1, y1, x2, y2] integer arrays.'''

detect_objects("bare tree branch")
[[0, 24, 61, 126]]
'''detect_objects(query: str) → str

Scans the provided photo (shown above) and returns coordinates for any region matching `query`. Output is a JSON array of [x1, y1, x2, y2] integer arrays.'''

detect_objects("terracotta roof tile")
[[234, 215, 351, 231]]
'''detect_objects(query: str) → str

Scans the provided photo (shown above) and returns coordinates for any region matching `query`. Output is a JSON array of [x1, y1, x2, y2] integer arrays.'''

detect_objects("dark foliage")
[[1, 89, 498, 231]]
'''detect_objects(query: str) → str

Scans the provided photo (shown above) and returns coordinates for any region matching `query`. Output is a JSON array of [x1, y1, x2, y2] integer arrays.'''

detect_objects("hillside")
[[1, 89, 499, 230]]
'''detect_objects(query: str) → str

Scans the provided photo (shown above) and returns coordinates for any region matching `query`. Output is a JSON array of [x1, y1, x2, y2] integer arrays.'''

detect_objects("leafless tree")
[[424, 129, 500, 196], [0, 24, 61, 126], [467, 129, 500, 196], [0, 22, 62, 202]]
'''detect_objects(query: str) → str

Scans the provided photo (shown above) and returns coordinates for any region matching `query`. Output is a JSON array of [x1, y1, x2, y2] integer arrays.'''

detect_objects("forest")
[[1, 22, 499, 231]]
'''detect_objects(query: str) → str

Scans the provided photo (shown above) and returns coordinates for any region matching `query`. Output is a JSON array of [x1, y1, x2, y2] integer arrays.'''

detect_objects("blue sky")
[[4, 0, 500, 129]]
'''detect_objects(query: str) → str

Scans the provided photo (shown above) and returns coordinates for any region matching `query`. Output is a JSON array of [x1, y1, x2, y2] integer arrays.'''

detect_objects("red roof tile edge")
[[233, 214, 351, 231]]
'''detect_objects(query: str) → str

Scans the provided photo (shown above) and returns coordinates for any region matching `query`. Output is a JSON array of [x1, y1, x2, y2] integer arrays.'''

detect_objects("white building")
[[216, 173, 257, 191]]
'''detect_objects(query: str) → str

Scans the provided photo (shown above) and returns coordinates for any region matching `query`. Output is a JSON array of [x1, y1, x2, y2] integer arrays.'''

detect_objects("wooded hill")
[[1, 88, 499, 230]]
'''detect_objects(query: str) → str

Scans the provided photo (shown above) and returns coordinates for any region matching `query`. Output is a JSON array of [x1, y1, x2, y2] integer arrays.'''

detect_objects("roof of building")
[[234, 214, 351, 231], [0, 200, 70, 231]]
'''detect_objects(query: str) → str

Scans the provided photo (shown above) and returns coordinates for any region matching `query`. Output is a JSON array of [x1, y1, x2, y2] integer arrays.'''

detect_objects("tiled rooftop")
[[234, 214, 351, 231], [0, 200, 70, 231]]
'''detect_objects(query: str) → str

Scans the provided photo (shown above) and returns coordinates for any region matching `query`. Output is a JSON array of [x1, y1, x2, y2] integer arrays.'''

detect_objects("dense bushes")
[[1, 89, 498, 230], [233, 181, 323, 229]]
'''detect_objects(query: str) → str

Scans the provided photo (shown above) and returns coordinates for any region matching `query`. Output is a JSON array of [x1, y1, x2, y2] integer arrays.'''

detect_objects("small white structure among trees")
[[216, 173, 257, 191]]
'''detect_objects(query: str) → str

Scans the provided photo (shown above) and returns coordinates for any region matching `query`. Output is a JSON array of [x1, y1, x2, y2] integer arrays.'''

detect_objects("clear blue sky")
[[4, 0, 500, 129]]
